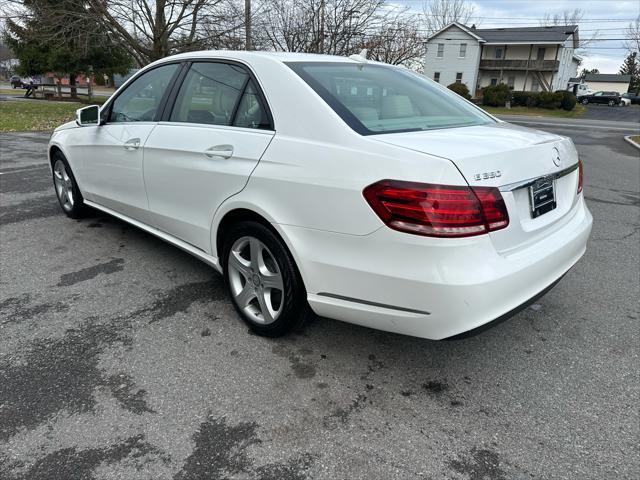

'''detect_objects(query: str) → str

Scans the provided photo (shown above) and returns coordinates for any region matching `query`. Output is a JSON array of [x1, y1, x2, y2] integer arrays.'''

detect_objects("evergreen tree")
[[619, 51, 639, 94], [4, 0, 132, 97]]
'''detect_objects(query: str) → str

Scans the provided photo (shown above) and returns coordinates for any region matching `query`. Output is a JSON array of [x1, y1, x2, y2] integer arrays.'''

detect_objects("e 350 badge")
[[473, 170, 502, 181]]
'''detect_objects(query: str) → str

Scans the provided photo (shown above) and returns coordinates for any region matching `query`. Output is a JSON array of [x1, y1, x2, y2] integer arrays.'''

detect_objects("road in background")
[[0, 119, 638, 479]]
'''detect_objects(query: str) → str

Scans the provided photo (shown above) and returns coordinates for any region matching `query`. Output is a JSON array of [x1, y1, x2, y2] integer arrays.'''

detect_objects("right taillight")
[[363, 180, 509, 238], [577, 159, 583, 194]]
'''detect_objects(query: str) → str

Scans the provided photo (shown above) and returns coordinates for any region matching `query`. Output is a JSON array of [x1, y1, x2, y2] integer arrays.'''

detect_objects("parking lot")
[[0, 120, 638, 479]]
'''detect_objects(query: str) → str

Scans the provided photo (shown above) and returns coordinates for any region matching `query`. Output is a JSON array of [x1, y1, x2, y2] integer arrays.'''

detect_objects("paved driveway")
[[581, 103, 640, 122], [0, 122, 638, 479]]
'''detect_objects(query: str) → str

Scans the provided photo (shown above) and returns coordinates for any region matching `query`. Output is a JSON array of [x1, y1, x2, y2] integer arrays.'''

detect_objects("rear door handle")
[[124, 138, 140, 150], [204, 144, 234, 159]]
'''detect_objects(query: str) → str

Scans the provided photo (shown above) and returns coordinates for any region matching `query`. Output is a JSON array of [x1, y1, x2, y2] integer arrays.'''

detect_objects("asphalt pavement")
[[0, 119, 638, 479]]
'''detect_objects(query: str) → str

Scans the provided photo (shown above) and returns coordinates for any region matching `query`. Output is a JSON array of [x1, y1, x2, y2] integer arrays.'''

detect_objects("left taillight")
[[362, 180, 509, 238], [577, 159, 583, 194]]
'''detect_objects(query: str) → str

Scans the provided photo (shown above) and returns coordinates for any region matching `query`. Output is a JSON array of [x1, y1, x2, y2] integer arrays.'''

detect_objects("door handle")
[[124, 138, 140, 150], [204, 144, 234, 159]]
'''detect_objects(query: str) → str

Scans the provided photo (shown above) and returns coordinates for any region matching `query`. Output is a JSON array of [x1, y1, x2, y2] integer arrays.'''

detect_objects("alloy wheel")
[[53, 159, 74, 212], [227, 236, 284, 325]]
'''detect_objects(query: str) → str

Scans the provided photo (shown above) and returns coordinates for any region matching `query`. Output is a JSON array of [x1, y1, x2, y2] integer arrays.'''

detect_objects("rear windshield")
[[287, 62, 494, 135]]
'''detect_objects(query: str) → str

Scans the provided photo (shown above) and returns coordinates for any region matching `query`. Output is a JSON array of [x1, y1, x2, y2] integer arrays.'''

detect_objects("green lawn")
[[0, 100, 80, 131], [480, 104, 587, 118], [630, 135, 640, 144]]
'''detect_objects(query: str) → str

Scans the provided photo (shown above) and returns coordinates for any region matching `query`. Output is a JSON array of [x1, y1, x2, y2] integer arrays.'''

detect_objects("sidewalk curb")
[[623, 136, 640, 150]]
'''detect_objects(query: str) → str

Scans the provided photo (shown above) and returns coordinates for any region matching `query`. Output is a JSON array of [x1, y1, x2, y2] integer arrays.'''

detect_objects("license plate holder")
[[529, 178, 556, 218]]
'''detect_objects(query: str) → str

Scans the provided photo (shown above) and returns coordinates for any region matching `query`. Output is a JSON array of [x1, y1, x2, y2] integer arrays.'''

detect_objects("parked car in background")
[[47, 51, 592, 340], [579, 91, 622, 106], [10, 75, 24, 88], [621, 92, 640, 105]]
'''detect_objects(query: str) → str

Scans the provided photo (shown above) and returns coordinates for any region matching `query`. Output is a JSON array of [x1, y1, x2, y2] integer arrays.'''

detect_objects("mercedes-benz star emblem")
[[552, 147, 561, 167]]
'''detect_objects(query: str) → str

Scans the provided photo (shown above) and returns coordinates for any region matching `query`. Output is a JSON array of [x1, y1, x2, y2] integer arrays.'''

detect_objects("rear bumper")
[[280, 196, 592, 340]]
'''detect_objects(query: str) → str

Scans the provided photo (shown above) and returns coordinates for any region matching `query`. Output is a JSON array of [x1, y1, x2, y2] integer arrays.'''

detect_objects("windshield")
[[287, 62, 494, 135]]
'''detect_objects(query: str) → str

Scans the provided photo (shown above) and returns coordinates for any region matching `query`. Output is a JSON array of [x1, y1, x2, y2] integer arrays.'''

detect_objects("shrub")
[[512, 91, 529, 107], [447, 82, 471, 100], [559, 91, 577, 111], [537, 91, 558, 109], [481, 83, 511, 107]]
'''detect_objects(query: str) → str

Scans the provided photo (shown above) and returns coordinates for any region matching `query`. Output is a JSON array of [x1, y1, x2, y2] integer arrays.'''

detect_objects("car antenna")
[[349, 49, 368, 69]]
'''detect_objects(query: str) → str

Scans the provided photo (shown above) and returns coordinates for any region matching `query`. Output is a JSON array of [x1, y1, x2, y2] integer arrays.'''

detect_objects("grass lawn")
[[0, 100, 80, 132], [480, 104, 587, 118], [630, 135, 640, 144]]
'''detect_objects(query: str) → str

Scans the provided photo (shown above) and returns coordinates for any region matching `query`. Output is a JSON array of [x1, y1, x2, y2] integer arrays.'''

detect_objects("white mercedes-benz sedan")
[[48, 51, 592, 339]]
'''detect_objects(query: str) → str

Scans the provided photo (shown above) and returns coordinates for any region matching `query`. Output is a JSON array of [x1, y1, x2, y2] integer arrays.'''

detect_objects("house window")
[[459, 43, 467, 58], [434, 72, 440, 83], [490, 78, 498, 86], [531, 78, 540, 92], [495, 48, 503, 59], [507, 76, 515, 89], [437, 44, 444, 58], [455, 73, 463, 83], [537, 48, 546, 60]]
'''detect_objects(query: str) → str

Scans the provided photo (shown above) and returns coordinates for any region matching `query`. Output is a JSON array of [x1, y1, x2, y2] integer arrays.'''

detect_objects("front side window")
[[287, 62, 493, 135], [170, 62, 249, 126], [594, 92, 603, 96], [109, 64, 179, 123], [459, 43, 467, 57], [437, 44, 444, 58], [455, 73, 463, 83]]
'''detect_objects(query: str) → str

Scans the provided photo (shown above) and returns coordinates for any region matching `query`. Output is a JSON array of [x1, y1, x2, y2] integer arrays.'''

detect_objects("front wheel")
[[222, 221, 310, 337], [581, 98, 588, 105], [52, 152, 86, 218]]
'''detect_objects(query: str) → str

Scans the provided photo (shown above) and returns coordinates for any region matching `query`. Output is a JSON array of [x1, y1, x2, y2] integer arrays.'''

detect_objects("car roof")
[[156, 50, 359, 65]]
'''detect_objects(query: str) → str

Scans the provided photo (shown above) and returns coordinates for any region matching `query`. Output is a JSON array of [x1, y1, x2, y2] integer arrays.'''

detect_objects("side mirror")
[[76, 105, 100, 126]]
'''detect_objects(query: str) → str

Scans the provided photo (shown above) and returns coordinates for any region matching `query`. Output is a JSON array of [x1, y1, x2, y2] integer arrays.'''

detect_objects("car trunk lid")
[[370, 122, 582, 254]]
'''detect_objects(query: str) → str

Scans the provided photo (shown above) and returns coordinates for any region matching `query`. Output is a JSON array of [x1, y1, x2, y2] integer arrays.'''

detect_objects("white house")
[[424, 23, 581, 97], [582, 73, 632, 94]]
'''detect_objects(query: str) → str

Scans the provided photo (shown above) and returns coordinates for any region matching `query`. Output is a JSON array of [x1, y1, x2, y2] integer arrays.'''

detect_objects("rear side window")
[[169, 62, 271, 130], [109, 63, 179, 123]]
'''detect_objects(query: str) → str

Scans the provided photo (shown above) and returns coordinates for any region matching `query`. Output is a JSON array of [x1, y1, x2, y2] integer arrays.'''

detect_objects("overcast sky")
[[400, 0, 639, 73]]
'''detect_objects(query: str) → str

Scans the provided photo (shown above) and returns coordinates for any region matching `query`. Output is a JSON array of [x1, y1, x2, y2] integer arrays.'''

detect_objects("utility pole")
[[245, 0, 252, 50], [319, 0, 325, 54]]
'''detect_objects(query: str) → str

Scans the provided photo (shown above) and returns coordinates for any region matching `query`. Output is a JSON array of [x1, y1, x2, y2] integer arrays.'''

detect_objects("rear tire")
[[608, 100, 615, 107], [51, 151, 86, 219], [222, 221, 310, 337]]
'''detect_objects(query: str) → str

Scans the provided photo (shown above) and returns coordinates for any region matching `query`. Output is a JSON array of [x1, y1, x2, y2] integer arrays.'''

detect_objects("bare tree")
[[82, 0, 244, 65], [422, 0, 476, 34], [365, 15, 425, 68], [539, 8, 599, 50], [257, 0, 388, 56], [624, 15, 640, 53]]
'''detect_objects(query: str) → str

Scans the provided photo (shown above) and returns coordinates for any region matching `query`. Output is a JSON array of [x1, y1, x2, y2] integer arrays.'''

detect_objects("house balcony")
[[479, 59, 560, 71]]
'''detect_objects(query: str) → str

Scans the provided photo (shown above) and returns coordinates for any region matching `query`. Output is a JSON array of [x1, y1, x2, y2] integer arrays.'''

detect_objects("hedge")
[[447, 82, 471, 100], [507, 90, 577, 111], [481, 84, 512, 107]]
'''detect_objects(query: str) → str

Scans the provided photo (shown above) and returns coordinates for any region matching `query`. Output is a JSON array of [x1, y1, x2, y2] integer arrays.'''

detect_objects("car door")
[[80, 63, 181, 223], [142, 61, 275, 252], [592, 91, 605, 104]]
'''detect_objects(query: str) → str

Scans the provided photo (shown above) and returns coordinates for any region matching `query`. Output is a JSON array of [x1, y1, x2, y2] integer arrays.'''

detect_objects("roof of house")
[[474, 25, 578, 43], [428, 23, 579, 46], [584, 73, 632, 83]]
